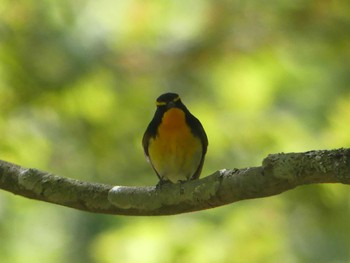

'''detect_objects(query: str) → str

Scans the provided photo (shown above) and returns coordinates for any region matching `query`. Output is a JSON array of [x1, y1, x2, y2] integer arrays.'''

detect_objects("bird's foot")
[[156, 179, 172, 190]]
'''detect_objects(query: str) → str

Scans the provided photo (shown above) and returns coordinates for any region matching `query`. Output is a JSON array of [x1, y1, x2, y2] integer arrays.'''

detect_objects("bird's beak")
[[167, 101, 176, 109]]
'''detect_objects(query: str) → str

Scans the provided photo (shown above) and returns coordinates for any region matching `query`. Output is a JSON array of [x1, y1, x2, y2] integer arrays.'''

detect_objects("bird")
[[142, 92, 208, 184]]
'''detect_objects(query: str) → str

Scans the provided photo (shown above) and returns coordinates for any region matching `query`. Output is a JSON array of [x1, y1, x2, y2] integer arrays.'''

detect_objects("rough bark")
[[1, 148, 350, 216]]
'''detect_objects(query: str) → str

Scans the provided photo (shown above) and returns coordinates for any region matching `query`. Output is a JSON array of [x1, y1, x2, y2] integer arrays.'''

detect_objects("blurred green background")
[[1, 0, 350, 262]]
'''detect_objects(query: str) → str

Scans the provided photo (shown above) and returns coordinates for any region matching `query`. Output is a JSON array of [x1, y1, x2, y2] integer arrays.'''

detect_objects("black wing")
[[185, 112, 208, 180], [142, 112, 163, 181]]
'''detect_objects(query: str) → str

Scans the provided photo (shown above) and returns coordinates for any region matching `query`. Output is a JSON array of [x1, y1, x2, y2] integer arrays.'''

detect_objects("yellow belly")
[[148, 108, 202, 183]]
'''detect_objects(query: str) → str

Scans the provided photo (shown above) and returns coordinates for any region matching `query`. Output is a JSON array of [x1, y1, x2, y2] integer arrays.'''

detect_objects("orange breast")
[[148, 108, 202, 183]]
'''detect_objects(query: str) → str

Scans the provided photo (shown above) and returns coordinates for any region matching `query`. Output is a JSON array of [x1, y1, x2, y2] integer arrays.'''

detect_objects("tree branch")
[[1, 148, 350, 216]]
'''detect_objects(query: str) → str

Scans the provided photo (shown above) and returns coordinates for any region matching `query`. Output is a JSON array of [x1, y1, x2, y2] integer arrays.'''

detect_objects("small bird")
[[142, 92, 208, 184]]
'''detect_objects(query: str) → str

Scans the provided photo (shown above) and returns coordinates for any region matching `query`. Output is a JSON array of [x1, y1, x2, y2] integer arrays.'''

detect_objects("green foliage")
[[1, 0, 350, 262]]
